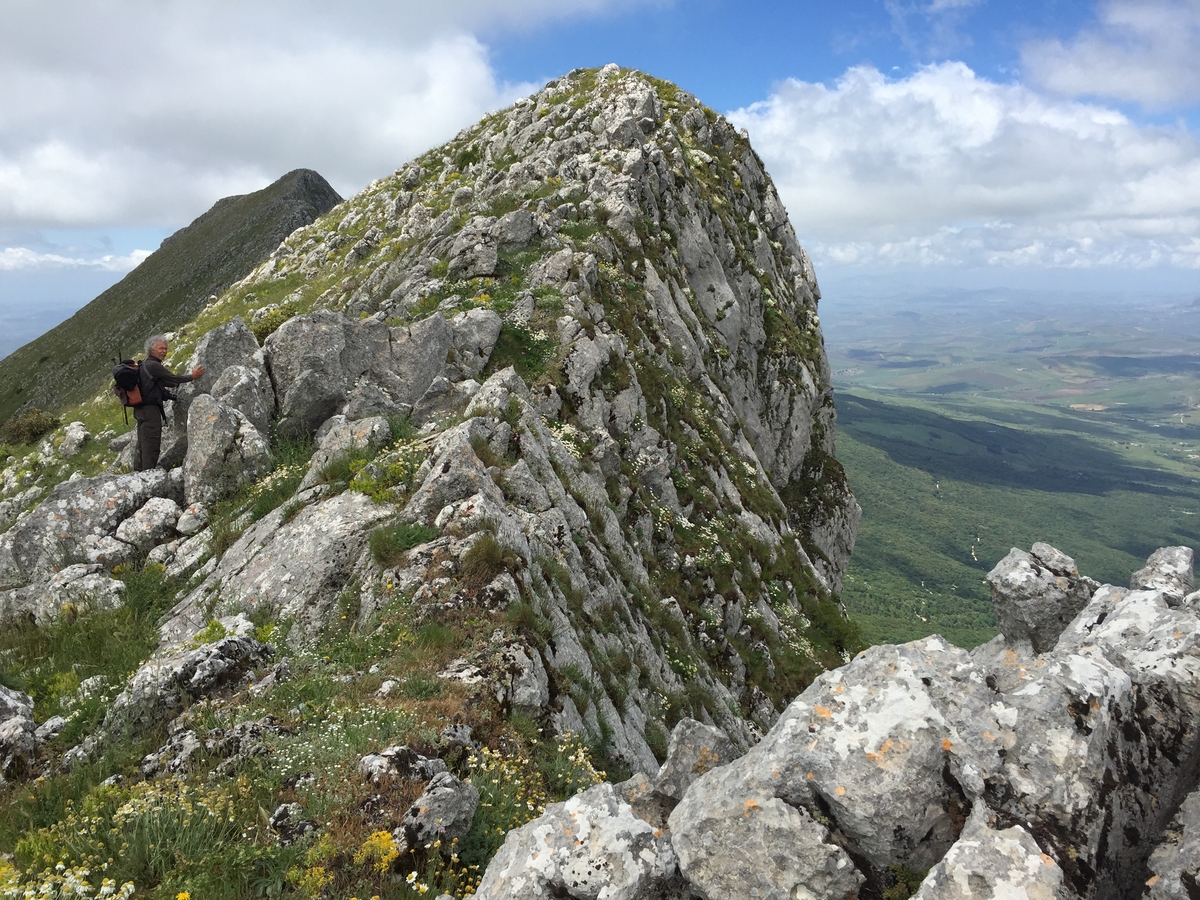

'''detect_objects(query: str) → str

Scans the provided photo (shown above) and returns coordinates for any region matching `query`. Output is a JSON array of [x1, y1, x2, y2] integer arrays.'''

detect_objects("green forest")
[[836, 390, 1200, 649]]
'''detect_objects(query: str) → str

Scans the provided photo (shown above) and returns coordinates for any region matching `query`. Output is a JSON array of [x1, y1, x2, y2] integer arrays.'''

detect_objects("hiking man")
[[135, 335, 205, 471]]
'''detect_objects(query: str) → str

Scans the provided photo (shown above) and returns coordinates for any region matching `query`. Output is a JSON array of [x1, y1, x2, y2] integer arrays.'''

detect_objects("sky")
[[1, 0, 1198, 356]]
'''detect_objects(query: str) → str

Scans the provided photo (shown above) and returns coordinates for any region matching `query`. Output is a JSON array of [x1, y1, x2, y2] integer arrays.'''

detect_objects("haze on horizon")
[[0, 0, 1198, 359]]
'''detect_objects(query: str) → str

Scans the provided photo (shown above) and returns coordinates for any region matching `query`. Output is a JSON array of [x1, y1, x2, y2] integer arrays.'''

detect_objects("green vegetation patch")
[[484, 322, 558, 383], [0, 563, 179, 745], [369, 522, 439, 567], [0, 409, 60, 446]]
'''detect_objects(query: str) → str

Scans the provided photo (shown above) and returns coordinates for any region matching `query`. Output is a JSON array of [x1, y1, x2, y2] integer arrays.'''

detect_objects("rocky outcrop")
[[105, 627, 272, 736], [0, 685, 36, 782], [2, 68, 865, 783], [0, 469, 179, 594], [472, 544, 1200, 900], [0, 67, 869, 897], [182, 394, 271, 505], [159, 491, 395, 646], [264, 310, 451, 437], [987, 542, 1098, 653], [474, 782, 680, 900]]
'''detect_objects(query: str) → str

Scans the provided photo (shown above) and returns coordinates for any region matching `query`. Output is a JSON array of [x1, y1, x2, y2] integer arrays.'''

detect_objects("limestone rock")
[[1131, 546, 1194, 605], [1145, 791, 1200, 900], [652, 718, 737, 805], [0, 684, 36, 782], [0, 470, 172, 588], [58, 421, 90, 457], [114, 496, 181, 552], [141, 729, 201, 777], [912, 804, 1068, 900], [447, 216, 498, 279], [399, 771, 480, 849], [670, 770, 862, 900], [265, 309, 451, 438], [0, 563, 125, 625], [449, 308, 502, 379], [176, 502, 208, 536], [209, 364, 276, 436], [475, 782, 679, 900], [298, 414, 392, 491], [105, 634, 272, 735], [357, 746, 447, 784], [495, 643, 550, 714], [403, 424, 505, 524], [269, 803, 317, 845], [161, 491, 394, 645], [181, 316, 276, 437], [988, 545, 1097, 653], [182, 394, 271, 505], [411, 377, 481, 428]]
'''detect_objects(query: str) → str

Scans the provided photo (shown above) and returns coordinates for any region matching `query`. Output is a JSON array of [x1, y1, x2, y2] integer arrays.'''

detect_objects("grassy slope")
[[839, 389, 1200, 649], [0, 169, 341, 424]]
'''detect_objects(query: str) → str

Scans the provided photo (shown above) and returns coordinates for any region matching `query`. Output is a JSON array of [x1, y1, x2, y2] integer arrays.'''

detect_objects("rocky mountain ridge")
[[0, 168, 342, 423], [0, 66, 863, 898]]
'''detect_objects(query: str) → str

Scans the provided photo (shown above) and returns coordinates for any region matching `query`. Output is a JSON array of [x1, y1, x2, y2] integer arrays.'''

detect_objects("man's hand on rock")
[[191, 366, 206, 379]]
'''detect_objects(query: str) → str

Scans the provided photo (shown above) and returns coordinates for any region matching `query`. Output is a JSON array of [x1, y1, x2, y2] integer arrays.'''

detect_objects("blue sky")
[[1, 0, 1198, 357]]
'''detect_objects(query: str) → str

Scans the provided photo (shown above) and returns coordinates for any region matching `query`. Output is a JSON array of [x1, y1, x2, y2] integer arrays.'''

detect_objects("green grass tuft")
[[369, 523, 439, 567]]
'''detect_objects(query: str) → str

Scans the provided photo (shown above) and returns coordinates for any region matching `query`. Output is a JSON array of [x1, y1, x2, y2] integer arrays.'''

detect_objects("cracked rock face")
[[0, 470, 176, 591]]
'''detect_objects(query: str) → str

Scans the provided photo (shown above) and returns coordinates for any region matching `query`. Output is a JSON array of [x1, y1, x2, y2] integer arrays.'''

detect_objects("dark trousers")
[[134, 405, 164, 471]]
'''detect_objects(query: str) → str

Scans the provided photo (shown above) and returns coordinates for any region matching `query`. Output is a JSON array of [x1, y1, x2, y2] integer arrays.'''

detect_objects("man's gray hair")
[[144, 334, 169, 356]]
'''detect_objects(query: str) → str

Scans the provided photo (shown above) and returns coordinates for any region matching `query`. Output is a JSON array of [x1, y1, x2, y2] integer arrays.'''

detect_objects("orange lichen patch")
[[835, 684, 845, 694], [743, 799, 760, 817], [835, 786, 846, 796], [1036, 659, 1046, 667], [1041, 854, 1056, 868], [1090, 700, 1100, 711], [1147, 875, 1161, 886], [1174, 630, 1184, 640], [983, 732, 996, 741], [813, 706, 833, 719], [865, 751, 878, 761], [807, 771, 815, 781], [1004, 650, 1019, 664], [941, 738, 954, 751]]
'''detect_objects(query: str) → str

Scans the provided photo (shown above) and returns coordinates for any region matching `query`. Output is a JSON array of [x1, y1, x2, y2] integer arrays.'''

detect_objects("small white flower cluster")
[[1, 862, 135, 899], [265, 702, 414, 781], [544, 418, 585, 460]]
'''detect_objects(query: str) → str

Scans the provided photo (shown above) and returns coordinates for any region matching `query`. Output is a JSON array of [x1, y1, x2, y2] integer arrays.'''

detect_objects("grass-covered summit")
[[0, 66, 861, 899]]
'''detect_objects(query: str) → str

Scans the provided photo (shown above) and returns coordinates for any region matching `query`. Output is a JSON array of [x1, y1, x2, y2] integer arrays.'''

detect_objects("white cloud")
[[0, 247, 152, 273], [0, 0, 644, 229], [729, 62, 1200, 271], [1022, 0, 1200, 109]]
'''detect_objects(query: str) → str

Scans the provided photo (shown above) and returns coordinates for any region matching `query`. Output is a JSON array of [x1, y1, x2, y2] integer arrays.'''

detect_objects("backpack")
[[112, 360, 143, 408]]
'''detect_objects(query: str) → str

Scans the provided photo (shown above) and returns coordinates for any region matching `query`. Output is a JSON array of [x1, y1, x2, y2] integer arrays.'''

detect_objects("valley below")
[[824, 286, 1200, 647]]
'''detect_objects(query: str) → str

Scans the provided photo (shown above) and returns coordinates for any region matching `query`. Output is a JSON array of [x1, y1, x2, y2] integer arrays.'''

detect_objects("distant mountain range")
[[0, 169, 341, 423]]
